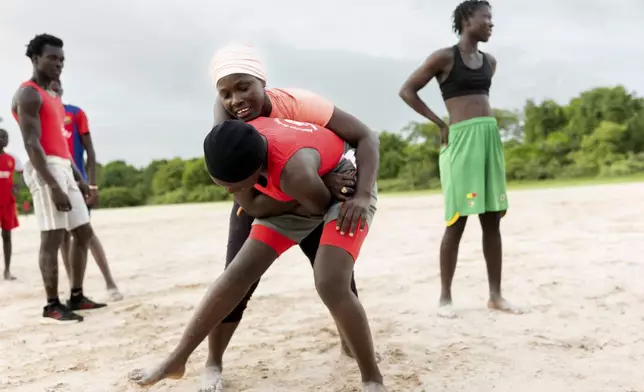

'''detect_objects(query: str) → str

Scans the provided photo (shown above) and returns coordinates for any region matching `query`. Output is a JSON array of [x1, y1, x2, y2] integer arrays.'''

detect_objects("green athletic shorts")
[[438, 116, 508, 226]]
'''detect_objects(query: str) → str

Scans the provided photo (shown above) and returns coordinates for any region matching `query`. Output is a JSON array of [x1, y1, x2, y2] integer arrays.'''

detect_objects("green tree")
[[182, 157, 212, 190], [152, 158, 186, 195]]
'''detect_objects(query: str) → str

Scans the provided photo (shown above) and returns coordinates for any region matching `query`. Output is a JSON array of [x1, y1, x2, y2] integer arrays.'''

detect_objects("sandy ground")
[[1, 182, 644, 392]]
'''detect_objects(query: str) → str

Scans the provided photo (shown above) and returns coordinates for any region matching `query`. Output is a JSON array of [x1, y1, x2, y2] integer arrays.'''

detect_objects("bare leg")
[[299, 225, 360, 357], [69, 224, 92, 290], [2, 229, 16, 280], [314, 246, 386, 391], [40, 230, 66, 300], [479, 212, 521, 314], [203, 205, 254, 391], [88, 234, 123, 301], [61, 231, 72, 283], [437, 217, 467, 318], [66, 224, 106, 310], [129, 239, 278, 387]]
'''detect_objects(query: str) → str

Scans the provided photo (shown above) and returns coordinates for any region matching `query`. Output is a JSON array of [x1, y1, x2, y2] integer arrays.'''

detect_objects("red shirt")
[[0, 152, 22, 206], [11, 80, 71, 159], [250, 117, 345, 202]]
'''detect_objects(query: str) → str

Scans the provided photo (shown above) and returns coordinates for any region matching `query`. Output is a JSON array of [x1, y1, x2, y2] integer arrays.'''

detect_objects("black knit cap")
[[203, 119, 266, 183]]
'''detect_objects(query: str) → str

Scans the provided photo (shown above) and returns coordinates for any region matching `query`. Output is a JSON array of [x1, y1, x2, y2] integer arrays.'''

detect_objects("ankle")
[[205, 359, 222, 369], [439, 292, 452, 303], [70, 288, 83, 301], [489, 291, 502, 301]]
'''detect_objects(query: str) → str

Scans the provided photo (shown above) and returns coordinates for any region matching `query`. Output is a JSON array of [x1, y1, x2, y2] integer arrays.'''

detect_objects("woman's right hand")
[[322, 171, 356, 201]]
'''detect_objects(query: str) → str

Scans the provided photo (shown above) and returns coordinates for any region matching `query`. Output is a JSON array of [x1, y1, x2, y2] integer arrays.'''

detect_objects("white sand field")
[[1, 182, 643, 392]]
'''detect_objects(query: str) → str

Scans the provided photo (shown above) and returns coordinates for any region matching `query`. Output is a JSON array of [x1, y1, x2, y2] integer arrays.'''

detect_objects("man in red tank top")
[[129, 119, 386, 392], [0, 129, 23, 281], [11, 34, 106, 323]]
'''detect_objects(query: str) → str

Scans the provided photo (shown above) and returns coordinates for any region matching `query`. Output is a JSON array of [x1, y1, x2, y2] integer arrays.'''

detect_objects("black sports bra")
[[439, 45, 492, 100]]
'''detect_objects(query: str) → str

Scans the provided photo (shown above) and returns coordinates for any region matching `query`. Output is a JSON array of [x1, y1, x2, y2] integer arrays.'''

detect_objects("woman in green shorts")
[[399, 0, 520, 318]]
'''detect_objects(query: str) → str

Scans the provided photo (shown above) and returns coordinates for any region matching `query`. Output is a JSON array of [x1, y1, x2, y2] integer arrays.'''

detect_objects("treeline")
[[14, 85, 644, 210]]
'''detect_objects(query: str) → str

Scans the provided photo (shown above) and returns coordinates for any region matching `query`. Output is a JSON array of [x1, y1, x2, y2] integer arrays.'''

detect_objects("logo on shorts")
[[500, 194, 506, 202], [466, 192, 477, 207]]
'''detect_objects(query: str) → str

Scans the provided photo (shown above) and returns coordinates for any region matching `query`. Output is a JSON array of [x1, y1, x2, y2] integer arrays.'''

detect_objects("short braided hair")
[[452, 1, 491, 35]]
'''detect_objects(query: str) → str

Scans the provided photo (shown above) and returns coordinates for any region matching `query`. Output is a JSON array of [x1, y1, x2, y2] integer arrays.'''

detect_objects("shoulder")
[[268, 87, 325, 103], [268, 88, 334, 127], [283, 149, 319, 179], [431, 47, 455, 63], [15, 85, 42, 105], [483, 51, 497, 66]]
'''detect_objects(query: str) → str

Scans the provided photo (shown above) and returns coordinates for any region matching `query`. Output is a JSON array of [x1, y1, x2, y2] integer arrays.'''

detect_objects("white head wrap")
[[209, 43, 267, 89]]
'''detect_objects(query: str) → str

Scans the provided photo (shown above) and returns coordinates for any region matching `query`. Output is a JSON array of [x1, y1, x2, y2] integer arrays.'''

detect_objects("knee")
[[41, 230, 65, 252], [479, 213, 501, 234], [444, 218, 467, 240], [315, 270, 352, 306], [71, 224, 94, 245]]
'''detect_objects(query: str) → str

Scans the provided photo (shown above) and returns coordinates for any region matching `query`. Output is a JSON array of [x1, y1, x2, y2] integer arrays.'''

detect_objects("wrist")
[[89, 185, 98, 190]]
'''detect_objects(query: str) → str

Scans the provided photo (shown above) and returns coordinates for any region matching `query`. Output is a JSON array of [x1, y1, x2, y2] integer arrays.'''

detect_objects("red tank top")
[[249, 117, 345, 202], [11, 80, 71, 159]]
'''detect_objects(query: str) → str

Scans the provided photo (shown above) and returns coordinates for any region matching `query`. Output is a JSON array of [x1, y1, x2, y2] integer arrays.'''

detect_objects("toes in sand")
[[437, 303, 457, 319], [200, 365, 223, 392], [487, 298, 523, 314]]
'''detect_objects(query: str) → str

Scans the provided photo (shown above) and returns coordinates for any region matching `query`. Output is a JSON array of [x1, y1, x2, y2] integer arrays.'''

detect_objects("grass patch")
[[380, 173, 644, 197]]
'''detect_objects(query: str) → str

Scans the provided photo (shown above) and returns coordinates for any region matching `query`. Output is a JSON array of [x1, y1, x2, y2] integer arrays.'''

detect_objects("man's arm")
[[324, 108, 379, 198], [15, 87, 59, 189], [233, 188, 299, 219], [280, 150, 330, 216], [76, 109, 96, 185]]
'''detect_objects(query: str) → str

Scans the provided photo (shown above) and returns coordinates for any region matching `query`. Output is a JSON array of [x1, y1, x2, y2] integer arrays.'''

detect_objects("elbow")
[[398, 87, 416, 104]]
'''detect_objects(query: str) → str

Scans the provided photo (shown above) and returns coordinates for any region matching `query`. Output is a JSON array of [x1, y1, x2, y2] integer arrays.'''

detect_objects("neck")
[[458, 36, 479, 53], [31, 71, 52, 90], [0, 148, 5, 154]]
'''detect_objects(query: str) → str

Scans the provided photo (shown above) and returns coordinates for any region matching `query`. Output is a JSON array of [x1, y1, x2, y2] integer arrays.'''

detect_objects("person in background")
[[0, 128, 24, 281], [12, 33, 106, 323], [399, 0, 520, 318], [49, 81, 123, 301]]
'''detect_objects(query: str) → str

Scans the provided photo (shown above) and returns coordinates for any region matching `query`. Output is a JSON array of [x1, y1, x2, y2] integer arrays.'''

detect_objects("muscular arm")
[[399, 49, 451, 128], [233, 187, 299, 219], [325, 108, 379, 197], [15, 87, 59, 189], [281, 150, 330, 216]]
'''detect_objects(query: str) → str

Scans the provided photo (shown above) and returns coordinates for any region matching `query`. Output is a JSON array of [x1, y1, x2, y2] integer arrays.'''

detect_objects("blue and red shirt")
[[63, 104, 90, 180]]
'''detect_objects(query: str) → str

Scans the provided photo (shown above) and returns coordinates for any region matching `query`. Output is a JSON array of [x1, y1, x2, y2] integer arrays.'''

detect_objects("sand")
[[1, 182, 643, 392]]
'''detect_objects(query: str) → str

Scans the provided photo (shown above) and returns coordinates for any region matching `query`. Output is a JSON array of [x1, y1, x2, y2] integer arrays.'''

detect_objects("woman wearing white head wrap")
[[126, 43, 386, 391], [209, 43, 267, 88], [206, 43, 384, 390]]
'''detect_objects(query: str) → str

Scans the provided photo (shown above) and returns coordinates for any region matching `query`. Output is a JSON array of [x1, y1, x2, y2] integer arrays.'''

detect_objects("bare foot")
[[107, 287, 124, 301], [128, 359, 185, 387], [3, 271, 17, 281], [200, 364, 223, 392], [363, 381, 388, 392], [437, 298, 457, 319], [340, 339, 382, 363], [487, 297, 523, 314]]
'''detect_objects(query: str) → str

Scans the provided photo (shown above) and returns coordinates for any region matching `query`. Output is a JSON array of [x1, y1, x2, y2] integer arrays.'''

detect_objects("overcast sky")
[[0, 0, 642, 166]]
